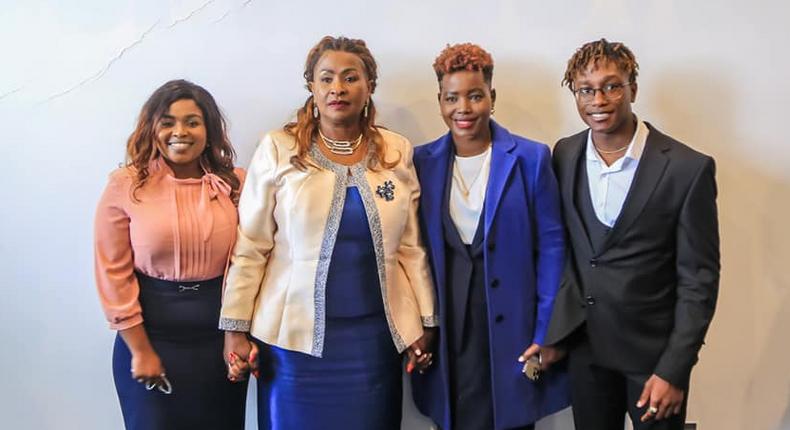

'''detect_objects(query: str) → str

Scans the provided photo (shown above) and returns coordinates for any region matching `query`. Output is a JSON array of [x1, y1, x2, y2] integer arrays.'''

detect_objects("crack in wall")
[[35, 0, 255, 104], [212, 0, 255, 24], [212, 10, 231, 23], [167, 0, 216, 28], [0, 86, 23, 102], [39, 20, 160, 105]]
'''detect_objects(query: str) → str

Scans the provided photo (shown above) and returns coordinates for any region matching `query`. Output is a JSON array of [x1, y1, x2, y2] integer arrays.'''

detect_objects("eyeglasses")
[[572, 82, 632, 102]]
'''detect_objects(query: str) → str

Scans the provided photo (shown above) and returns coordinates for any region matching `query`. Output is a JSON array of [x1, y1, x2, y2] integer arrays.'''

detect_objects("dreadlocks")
[[562, 38, 639, 90]]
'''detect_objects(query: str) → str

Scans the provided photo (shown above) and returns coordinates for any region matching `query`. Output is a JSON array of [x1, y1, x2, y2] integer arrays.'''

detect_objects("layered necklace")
[[318, 129, 363, 155]]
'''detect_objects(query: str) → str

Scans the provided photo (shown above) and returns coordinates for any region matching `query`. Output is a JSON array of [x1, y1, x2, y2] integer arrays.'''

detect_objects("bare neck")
[[453, 133, 492, 157]]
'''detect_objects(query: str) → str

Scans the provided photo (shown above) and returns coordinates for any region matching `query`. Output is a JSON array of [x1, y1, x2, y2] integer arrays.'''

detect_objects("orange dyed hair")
[[432, 43, 494, 86]]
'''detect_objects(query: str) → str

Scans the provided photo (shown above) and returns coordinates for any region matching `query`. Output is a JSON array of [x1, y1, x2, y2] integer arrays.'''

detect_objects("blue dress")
[[256, 186, 402, 430]]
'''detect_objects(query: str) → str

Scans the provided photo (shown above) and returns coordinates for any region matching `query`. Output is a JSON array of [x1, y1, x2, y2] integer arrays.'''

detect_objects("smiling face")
[[155, 98, 207, 178], [572, 60, 637, 141], [439, 69, 495, 145], [311, 50, 372, 128]]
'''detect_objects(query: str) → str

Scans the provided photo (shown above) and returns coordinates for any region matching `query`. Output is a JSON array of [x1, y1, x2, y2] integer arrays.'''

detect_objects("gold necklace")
[[593, 143, 629, 154], [318, 129, 363, 155], [453, 148, 490, 197]]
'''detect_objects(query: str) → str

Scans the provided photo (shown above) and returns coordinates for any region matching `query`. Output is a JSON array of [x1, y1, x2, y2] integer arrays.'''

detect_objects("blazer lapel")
[[484, 121, 517, 236], [563, 133, 595, 255], [419, 134, 453, 299], [599, 123, 670, 253]]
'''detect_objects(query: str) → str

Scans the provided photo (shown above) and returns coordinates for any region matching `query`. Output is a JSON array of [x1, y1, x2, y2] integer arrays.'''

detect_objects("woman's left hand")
[[406, 327, 437, 374], [518, 343, 566, 371]]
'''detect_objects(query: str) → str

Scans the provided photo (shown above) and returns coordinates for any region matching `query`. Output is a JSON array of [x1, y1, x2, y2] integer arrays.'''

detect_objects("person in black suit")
[[542, 39, 720, 430]]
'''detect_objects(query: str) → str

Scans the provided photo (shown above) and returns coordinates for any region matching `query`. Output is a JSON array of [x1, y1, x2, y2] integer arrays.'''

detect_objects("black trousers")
[[567, 329, 688, 430]]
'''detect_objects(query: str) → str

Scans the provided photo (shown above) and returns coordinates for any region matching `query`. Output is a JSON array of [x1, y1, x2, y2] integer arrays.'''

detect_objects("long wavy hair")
[[285, 36, 398, 170], [125, 79, 241, 204]]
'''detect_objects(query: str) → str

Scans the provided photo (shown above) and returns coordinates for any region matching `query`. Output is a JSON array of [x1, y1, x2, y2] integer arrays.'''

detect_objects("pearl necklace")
[[318, 129, 363, 155]]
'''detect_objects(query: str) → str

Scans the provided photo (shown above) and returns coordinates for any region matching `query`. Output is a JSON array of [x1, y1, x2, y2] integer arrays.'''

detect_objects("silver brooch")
[[376, 180, 395, 201]]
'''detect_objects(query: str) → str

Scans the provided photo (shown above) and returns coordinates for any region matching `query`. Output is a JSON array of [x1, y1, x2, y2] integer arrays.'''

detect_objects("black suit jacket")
[[546, 122, 720, 387]]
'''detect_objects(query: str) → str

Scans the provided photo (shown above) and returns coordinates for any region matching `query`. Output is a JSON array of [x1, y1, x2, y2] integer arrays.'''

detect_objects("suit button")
[[495, 314, 504, 323], [590, 258, 598, 268], [487, 241, 496, 251], [490, 279, 500, 288], [585, 295, 596, 305]]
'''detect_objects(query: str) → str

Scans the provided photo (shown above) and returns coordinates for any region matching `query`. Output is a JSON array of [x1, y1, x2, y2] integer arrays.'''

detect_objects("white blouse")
[[450, 146, 491, 244]]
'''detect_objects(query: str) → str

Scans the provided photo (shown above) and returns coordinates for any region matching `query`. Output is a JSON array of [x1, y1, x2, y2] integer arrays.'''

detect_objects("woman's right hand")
[[224, 332, 258, 381], [130, 347, 166, 385], [119, 325, 166, 386]]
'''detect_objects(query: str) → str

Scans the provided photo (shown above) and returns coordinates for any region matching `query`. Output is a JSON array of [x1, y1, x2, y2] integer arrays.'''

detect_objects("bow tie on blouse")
[[196, 173, 234, 243], [162, 171, 234, 244], [201, 173, 232, 200]]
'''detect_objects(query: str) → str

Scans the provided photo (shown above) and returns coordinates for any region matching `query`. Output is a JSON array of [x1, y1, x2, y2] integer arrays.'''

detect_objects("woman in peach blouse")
[[94, 80, 248, 429]]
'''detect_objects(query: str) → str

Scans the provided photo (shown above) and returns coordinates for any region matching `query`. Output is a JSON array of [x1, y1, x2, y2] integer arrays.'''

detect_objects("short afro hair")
[[433, 43, 494, 86]]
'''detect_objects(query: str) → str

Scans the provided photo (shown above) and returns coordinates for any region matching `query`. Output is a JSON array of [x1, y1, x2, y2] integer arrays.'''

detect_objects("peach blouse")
[[94, 158, 244, 330]]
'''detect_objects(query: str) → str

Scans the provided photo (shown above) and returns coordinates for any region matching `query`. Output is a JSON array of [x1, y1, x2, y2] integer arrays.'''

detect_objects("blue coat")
[[411, 121, 570, 429]]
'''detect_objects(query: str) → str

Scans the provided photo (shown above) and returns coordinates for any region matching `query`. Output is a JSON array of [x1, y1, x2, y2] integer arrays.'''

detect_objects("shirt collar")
[[585, 116, 649, 163]]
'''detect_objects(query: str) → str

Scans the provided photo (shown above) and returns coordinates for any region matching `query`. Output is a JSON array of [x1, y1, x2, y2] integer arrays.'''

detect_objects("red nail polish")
[[406, 362, 414, 373]]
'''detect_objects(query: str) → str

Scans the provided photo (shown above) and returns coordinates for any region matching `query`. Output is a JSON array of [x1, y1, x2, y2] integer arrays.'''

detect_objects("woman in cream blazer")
[[219, 36, 436, 429], [219, 128, 436, 354]]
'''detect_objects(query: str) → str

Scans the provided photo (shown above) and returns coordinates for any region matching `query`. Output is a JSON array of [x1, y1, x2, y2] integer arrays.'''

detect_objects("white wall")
[[2, 1, 789, 429]]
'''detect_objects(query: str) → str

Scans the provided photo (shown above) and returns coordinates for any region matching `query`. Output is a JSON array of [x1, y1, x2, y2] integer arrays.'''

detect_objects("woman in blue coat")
[[411, 43, 569, 430]]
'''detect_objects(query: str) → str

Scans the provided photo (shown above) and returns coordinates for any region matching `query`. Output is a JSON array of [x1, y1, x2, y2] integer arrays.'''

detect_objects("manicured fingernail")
[[518, 356, 525, 363], [406, 362, 414, 373], [252, 370, 260, 378], [636, 401, 644, 407], [414, 348, 422, 356]]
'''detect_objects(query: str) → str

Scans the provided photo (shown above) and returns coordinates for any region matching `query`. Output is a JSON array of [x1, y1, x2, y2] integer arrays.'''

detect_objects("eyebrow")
[[160, 113, 203, 120], [443, 88, 485, 95], [318, 67, 360, 74], [576, 74, 625, 85]]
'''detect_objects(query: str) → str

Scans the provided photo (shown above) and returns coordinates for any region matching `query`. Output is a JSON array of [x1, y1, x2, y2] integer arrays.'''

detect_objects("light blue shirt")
[[585, 119, 649, 227]]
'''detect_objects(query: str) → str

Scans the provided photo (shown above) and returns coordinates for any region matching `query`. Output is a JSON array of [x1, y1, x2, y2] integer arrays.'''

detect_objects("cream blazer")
[[219, 128, 437, 357]]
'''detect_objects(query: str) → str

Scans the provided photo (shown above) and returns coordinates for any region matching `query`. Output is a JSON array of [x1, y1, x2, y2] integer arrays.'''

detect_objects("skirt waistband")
[[135, 272, 222, 294]]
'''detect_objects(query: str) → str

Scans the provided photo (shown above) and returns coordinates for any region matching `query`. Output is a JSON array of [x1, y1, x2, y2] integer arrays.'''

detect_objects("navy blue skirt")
[[112, 273, 247, 430], [255, 314, 401, 430], [255, 187, 402, 430]]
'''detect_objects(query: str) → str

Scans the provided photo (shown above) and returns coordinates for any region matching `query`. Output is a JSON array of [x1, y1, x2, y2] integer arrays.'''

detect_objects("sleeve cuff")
[[109, 314, 143, 331], [421, 315, 439, 327], [219, 317, 251, 332]]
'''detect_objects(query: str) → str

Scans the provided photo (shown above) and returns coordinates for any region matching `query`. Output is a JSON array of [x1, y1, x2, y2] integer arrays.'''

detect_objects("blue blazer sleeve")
[[529, 144, 566, 345]]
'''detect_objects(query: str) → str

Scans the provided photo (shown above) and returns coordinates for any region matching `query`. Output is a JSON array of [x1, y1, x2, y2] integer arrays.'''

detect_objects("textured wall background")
[[1, 1, 788, 428]]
